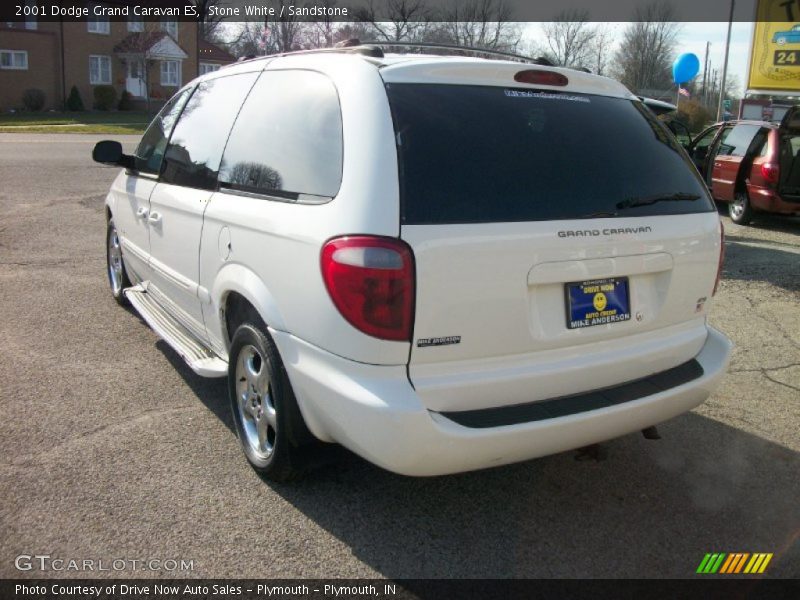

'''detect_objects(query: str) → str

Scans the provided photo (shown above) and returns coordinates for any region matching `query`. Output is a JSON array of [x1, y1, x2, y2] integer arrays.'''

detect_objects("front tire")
[[228, 323, 308, 481], [729, 191, 753, 225], [107, 218, 131, 305]]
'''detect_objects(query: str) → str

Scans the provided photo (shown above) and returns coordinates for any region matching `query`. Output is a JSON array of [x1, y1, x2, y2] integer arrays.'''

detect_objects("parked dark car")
[[687, 108, 800, 224]]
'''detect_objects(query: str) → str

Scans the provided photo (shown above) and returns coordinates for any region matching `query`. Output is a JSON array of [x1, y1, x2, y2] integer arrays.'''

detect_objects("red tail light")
[[514, 69, 568, 87], [321, 236, 415, 341], [713, 222, 725, 296], [761, 162, 779, 185]]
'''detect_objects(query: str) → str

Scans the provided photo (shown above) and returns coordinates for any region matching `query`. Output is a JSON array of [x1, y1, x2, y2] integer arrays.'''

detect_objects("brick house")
[[0, 14, 234, 111]]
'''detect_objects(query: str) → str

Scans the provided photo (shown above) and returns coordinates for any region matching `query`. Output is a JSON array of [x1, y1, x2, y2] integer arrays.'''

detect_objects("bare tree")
[[435, 0, 521, 51], [356, 0, 434, 43], [589, 23, 614, 76], [306, 0, 340, 48], [612, 1, 680, 94], [193, 0, 225, 42], [541, 9, 596, 68], [230, 1, 308, 55]]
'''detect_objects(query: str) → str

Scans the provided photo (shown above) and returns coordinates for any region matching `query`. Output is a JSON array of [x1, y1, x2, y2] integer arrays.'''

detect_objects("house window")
[[199, 63, 221, 75], [160, 61, 181, 87], [87, 14, 110, 34], [161, 20, 178, 39], [89, 55, 111, 84], [127, 16, 144, 32], [0, 50, 28, 70]]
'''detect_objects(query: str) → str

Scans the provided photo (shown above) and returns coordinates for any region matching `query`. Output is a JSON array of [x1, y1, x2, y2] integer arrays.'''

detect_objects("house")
[[198, 39, 236, 75], [1, 13, 234, 111]]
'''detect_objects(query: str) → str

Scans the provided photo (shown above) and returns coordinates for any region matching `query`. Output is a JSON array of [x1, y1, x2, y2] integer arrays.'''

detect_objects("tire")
[[228, 322, 309, 481], [777, 37, 787, 45], [106, 217, 131, 305], [729, 191, 753, 225]]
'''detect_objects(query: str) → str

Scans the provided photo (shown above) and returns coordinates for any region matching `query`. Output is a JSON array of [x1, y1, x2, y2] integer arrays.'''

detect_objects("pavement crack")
[[729, 363, 799, 374]]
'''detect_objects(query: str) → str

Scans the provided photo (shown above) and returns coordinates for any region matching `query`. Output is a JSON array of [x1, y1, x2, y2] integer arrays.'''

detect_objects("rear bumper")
[[273, 327, 732, 476]]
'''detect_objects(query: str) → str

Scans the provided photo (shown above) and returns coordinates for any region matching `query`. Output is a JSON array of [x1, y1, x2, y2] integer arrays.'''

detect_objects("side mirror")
[[92, 140, 132, 168]]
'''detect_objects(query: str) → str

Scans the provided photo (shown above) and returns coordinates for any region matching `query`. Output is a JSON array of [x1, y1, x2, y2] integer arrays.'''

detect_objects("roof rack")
[[360, 41, 552, 65], [233, 39, 552, 66], [234, 42, 382, 65]]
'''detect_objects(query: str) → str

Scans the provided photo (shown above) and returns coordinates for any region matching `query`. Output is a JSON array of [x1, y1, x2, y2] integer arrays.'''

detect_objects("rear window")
[[386, 84, 715, 224]]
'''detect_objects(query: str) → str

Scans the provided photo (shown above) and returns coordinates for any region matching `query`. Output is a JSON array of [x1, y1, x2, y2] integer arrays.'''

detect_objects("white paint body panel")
[[108, 170, 156, 283]]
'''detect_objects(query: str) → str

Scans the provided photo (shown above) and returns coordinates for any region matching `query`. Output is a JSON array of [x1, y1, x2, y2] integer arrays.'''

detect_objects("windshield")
[[386, 83, 715, 225]]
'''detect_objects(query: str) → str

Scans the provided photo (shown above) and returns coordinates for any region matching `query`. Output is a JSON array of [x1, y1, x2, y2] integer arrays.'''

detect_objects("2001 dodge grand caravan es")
[[93, 44, 733, 480]]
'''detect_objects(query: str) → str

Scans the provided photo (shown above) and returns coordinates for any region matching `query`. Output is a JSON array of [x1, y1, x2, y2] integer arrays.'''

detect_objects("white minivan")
[[94, 45, 732, 480]]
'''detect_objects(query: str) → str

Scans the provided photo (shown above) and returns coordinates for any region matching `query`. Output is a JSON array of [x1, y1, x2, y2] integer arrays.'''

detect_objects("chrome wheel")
[[730, 195, 745, 220], [235, 344, 277, 460], [107, 223, 124, 295], [729, 192, 753, 224]]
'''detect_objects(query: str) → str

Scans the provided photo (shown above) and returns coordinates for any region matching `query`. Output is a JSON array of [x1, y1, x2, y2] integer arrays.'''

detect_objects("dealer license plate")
[[566, 277, 631, 329]]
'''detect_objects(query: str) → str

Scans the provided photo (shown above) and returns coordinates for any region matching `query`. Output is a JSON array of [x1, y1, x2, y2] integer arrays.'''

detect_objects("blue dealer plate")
[[566, 277, 631, 329]]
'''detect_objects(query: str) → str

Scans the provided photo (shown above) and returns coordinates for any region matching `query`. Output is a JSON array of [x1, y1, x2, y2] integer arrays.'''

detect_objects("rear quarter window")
[[718, 124, 761, 157], [218, 70, 343, 200], [386, 84, 715, 224]]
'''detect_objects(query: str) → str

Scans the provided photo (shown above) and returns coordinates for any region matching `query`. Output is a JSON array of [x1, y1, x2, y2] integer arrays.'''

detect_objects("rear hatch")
[[381, 62, 722, 413]]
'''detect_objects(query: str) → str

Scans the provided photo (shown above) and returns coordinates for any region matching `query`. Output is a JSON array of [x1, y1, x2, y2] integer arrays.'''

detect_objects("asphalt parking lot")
[[0, 133, 798, 580]]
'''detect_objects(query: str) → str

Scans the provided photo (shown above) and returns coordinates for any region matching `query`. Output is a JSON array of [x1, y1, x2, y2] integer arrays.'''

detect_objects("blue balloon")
[[673, 53, 701, 84]]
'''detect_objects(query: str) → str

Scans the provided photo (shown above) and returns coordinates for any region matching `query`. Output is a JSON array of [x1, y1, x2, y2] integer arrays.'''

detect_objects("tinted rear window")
[[386, 84, 714, 224]]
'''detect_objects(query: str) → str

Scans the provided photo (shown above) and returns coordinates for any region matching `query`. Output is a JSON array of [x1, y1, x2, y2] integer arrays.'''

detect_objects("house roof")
[[199, 40, 235, 64], [114, 32, 188, 60]]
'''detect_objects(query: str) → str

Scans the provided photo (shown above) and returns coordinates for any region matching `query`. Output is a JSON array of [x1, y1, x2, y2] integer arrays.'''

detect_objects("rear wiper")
[[616, 192, 701, 210]]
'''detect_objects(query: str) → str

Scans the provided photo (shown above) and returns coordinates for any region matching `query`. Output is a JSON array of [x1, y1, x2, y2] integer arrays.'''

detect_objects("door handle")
[[136, 207, 149, 219], [148, 211, 162, 225]]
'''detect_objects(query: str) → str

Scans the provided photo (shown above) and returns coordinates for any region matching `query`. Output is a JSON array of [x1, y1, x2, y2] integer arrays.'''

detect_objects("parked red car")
[[687, 109, 800, 224]]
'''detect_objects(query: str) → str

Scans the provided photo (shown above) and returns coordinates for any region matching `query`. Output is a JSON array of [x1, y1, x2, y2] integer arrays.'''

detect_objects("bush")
[[93, 85, 118, 111], [22, 88, 46, 111], [66, 85, 84, 111], [117, 90, 134, 111], [677, 99, 713, 133]]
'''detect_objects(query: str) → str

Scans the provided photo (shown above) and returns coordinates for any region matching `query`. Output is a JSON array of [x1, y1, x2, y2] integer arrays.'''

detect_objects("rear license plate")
[[566, 277, 631, 329]]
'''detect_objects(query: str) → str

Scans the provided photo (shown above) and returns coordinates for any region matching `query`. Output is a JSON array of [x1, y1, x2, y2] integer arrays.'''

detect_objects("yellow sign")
[[749, 0, 800, 92]]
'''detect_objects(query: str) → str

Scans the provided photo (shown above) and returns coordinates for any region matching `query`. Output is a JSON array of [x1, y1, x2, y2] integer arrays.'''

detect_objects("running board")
[[125, 284, 228, 378]]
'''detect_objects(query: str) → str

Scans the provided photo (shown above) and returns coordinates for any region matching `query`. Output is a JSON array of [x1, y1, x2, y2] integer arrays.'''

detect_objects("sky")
[[525, 22, 754, 95]]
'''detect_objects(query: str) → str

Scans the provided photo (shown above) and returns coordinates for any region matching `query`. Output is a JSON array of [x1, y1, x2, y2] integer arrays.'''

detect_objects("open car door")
[[777, 106, 800, 201]]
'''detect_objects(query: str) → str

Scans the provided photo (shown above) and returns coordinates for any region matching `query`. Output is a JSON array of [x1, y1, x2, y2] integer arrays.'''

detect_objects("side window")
[[160, 73, 258, 190], [219, 70, 343, 199], [717, 124, 761, 157], [693, 127, 719, 150], [134, 88, 191, 174], [690, 126, 719, 163]]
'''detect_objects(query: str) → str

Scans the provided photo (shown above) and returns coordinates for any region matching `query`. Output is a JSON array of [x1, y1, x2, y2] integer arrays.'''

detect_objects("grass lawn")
[[0, 111, 151, 134]]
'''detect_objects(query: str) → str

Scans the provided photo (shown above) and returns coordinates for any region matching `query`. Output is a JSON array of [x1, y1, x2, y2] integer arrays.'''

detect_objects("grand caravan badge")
[[557, 226, 653, 238]]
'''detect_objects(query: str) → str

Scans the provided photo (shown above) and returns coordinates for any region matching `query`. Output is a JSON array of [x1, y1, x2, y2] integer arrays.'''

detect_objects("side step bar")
[[125, 284, 228, 378]]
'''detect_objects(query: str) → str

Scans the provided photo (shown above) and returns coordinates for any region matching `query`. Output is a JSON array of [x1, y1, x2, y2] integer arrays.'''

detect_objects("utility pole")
[[717, 0, 735, 121]]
